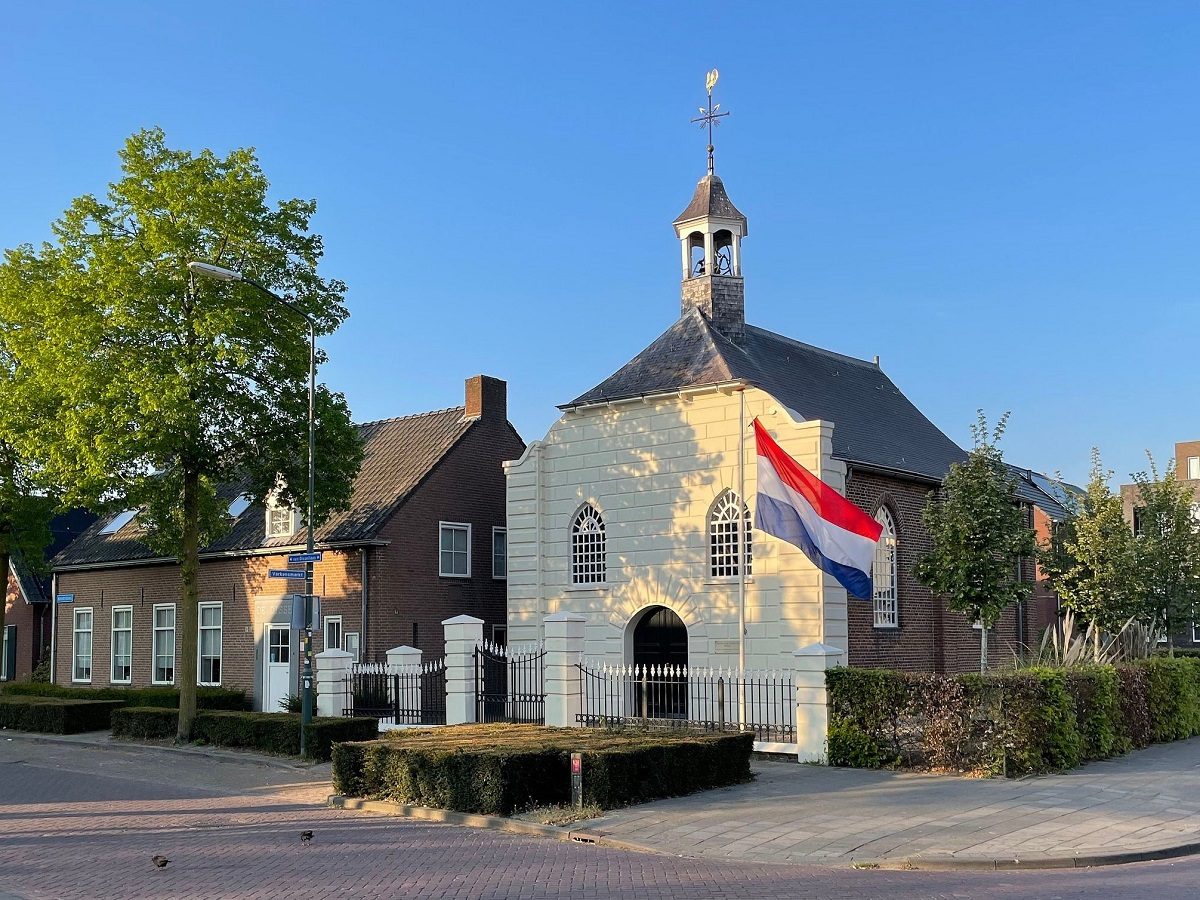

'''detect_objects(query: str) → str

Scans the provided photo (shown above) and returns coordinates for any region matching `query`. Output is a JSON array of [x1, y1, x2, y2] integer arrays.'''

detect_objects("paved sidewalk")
[[587, 737, 1200, 867]]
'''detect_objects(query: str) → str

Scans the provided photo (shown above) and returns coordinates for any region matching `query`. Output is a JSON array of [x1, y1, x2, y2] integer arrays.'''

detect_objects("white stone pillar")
[[314, 648, 354, 718], [443, 615, 484, 725], [386, 645, 422, 669], [703, 231, 714, 276], [731, 234, 742, 276], [680, 237, 691, 279], [543, 612, 587, 728], [793, 642, 844, 763]]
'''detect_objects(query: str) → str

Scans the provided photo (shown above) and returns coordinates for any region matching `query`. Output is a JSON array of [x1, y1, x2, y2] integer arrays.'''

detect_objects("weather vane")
[[691, 68, 729, 175]]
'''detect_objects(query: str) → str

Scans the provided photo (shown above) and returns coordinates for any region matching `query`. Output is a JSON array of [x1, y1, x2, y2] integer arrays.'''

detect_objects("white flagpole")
[[736, 386, 747, 731]]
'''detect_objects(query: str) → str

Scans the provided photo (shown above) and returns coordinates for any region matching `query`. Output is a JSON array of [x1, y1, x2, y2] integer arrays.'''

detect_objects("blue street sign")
[[56, 593, 75, 604], [269, 569, 307, 580], [288, 552, 323, 564]]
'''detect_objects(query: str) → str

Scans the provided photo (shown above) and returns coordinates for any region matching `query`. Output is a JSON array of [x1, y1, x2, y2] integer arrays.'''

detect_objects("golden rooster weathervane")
[[691, 68, 729, 175]]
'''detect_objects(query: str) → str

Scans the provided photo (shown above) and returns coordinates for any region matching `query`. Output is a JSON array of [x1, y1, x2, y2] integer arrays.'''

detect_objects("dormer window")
[[265, 498, 298, 539]]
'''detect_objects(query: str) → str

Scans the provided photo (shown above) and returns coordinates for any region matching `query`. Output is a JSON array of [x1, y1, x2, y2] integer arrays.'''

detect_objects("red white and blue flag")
[[753, 419, 884, 599]]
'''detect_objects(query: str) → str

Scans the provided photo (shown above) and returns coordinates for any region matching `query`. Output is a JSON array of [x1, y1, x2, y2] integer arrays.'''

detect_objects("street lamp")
[[188, 260, 318, 755]]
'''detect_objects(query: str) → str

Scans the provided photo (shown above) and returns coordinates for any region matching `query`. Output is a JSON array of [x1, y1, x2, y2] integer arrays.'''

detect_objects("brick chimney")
[[464, 375, 507, 421]]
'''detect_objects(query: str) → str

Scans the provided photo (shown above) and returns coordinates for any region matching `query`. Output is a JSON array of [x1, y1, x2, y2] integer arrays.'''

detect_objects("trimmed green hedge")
[[828, 658, 1200, 776], [0, 697, 125, 734], [331, 725, 754, 815], [0, 682, 247, 710], [109, 707, 378, 760]]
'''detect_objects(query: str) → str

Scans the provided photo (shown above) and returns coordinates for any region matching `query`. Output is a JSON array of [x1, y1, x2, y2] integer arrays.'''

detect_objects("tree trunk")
[[980, 620, 988, 674], [0, 548, 9, 678], [1093, 622, 1101, 663], [176, 469, 200, 742]]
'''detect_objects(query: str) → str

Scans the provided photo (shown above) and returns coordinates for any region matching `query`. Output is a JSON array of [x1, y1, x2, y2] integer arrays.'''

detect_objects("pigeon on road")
[[151, 855, 170, 869], [300, 830, 314, 843]]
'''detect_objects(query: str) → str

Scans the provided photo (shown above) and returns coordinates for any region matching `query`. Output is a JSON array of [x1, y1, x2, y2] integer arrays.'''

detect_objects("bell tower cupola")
[[674, 69, 746, 341]]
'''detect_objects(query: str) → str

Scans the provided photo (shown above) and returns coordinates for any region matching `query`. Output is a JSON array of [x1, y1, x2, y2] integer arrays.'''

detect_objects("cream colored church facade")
[[504, 389, 847, 670]]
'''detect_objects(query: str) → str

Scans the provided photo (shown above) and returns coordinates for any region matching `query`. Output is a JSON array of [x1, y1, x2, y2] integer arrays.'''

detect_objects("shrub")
[[1136, 657, 1200, 742], [1115, 665, 1152, 750], [0, 697, 124, 734], [108, 707, 377, 760], [331, 725, 753, 815], [826, 667, 909, 765], [0, 682, 247, 710], [1064, 666, 1122, 760], [827, 721, 898, 768]]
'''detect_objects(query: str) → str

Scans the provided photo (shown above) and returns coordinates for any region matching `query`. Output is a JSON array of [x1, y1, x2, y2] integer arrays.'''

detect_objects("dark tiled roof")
[[566, 308, 967, 481], [53, 408, 475, 568], [673, 175, 747, 228], [1006, 465, 1083, 521], [10, 509, 97, 601]]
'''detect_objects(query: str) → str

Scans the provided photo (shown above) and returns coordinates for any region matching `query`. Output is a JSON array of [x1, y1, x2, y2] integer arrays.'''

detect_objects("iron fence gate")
[[474, 640, 546, 724], [344, 659, 447, 726], [576, 662, 795, 743]]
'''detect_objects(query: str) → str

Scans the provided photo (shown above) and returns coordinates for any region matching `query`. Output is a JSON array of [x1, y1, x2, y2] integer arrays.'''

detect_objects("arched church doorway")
[[631, 606, 688, 719]]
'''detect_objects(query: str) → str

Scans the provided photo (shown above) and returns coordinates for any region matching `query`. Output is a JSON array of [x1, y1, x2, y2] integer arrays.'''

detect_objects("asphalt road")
[[2, 736, 1199, 899]]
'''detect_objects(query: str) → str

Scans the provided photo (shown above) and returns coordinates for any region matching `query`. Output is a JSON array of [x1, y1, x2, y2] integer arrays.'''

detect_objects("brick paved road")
[[2, 737, 1200, 899]]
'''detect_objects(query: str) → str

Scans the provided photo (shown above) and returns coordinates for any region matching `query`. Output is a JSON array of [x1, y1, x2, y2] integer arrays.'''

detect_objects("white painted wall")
[[504, 386, 847, 670]]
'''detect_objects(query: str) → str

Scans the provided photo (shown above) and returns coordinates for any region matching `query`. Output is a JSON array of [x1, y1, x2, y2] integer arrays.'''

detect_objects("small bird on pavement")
[[300, 830, 314, 843], [151, 855, 170, 869]]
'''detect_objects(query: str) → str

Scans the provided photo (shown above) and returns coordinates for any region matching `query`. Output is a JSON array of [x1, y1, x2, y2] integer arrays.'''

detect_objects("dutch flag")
[[754, 418, 884, 599]]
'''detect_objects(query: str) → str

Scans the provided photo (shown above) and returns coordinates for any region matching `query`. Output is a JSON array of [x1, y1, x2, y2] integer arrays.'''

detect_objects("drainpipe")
[[360, 548, 369, 661], [49, 573, 57, 685]]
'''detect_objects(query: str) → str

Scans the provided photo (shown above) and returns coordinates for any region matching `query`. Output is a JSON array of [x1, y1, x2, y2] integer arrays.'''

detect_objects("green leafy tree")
[[1130, 455, 1200, 648], [1039, 449, 1141, 660], [0, 129, 363, 738], [914, 412, 1035, 672]]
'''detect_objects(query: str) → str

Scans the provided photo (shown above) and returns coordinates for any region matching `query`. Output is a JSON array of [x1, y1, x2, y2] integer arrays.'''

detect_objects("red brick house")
[[1, 510, 97, 682], [49, 376, 523, 711]]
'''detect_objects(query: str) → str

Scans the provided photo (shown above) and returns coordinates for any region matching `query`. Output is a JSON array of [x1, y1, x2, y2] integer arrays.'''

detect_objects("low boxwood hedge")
[[0, 682, 247, 710], [0, 696, 125, 734], [331, 724, 754, 816], [110, 707, 378, 760]]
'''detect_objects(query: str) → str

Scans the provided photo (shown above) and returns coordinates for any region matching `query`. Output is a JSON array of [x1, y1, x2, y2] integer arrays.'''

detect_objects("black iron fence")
[[576, 662, 795, 743], [475, 640, 546, 724], [344, 658, 447, 726]]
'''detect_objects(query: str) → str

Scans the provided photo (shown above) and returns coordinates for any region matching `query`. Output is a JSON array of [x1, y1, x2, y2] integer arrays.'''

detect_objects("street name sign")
[[269, 569, 307, 580]]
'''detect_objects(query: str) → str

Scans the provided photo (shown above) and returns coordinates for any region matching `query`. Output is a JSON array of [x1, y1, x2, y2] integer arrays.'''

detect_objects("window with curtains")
[[709, 490, 753, 578], [111, 607, 132, 684], [570, 504, 606, 585], [198, 603, 222, 686], [872, 507, 898, 628], [73, 608, 93, 682], [153, 604, 176, 684]]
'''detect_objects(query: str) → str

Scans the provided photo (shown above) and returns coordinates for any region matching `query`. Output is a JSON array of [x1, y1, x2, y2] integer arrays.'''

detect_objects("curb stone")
[[329, 795, 1200, 870], [2, 729, 321, 772]]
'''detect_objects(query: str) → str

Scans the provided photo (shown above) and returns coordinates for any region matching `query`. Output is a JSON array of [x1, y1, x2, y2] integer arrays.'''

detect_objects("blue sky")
[[3, 2, 1197, 486]]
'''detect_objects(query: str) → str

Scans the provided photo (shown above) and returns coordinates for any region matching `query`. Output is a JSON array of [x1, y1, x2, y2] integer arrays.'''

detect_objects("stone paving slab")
[[587, 737, 1200, 867]]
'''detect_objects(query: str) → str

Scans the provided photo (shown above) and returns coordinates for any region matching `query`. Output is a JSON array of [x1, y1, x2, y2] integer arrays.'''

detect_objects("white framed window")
[[439, 522, 471, 577], [198, 603, 223, 686], [1192, 619, 1200, 645], [571, 504, 606, 585], [111, 606, 133, 684], [1, 624, 15, 681], [323, 615, 343, 652], [709, 490, 752, 578], [1189, 456, 1200, 481], [492, 624, 508, 646], [344, 631, 361, 663], [265, 502, 297, 539], [72, 608, 93, 683], [153, 604, 176, 685], [873, 507, 898, 628], [492, 527, 508, 579]]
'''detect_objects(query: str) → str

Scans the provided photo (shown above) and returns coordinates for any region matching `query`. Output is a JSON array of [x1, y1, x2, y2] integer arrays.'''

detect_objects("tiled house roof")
[[10, 509, 97, 601], [53, 407, 477, 569], [564, 308, 968, 482]]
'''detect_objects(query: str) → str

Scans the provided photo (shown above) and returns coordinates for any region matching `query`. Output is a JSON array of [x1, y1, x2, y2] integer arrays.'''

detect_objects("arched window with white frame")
[[709, 490, 752, 578], [571, 504, 606, 585], [873, 507, 898, 628]]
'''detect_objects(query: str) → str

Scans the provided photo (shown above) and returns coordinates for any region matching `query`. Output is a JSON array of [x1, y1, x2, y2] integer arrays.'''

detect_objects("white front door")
[[263, 624, 292, 713]]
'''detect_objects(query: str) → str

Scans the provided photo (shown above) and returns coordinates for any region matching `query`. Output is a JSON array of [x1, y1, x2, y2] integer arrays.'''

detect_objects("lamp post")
[[188, 261, 318, 755]]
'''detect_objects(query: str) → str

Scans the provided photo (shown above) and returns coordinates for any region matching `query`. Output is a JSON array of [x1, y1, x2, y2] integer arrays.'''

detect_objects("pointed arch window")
[[571, 504, 606, 585], [873, 507, 898, 628], [709, 490, 752, 578]]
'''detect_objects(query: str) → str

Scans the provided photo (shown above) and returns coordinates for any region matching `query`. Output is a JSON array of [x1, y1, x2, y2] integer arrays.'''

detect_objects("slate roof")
[[53, 407, 476, 569], [673, 175, 748, 228], [565, 308, 967, 482], [1006, 465, 1084, 522]]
